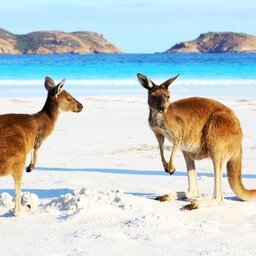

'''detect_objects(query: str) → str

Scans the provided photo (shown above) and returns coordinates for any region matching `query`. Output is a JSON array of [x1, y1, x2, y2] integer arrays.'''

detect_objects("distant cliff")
[[0, 28, 123, 54], [165, 32, 256, 53]]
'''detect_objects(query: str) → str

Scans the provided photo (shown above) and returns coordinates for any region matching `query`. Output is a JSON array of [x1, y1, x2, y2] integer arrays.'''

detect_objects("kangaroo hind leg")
[[13, 164, 31, 216], [155, 151, 200, 202], [183, 151, 200, 199], [184, 156, 225, 210]]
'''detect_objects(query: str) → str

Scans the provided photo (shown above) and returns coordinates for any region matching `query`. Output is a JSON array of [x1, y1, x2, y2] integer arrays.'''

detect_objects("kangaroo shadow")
[[0, 188, 73, 217], [126, 192, 158, 200], [35, 166, 256, 202], [34, 166, 256, 179], [0, 188, 73, 199], [1, 166, 253, 215], [34, 167, 168, 176]]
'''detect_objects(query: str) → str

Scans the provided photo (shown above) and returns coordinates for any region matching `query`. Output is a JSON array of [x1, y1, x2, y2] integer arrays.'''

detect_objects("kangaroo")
[[0, 76, 83, 216], [137, 73, 256, 210]]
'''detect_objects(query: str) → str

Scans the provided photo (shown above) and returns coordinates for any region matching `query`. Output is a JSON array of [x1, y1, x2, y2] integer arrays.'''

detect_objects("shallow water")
[[0, 53, 255, 97]]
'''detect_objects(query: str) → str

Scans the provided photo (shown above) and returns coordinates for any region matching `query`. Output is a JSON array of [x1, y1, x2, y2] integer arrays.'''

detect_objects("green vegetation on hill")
[[0, 28, 122, 54]]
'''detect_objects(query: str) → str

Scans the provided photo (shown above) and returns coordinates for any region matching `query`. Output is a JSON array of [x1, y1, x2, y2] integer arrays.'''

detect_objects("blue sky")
[[1, 0, 256, 53]]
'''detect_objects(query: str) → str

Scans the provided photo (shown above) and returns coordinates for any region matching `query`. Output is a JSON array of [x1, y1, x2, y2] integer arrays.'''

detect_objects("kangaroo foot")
[[155, 194, 170, 202], [183, 201, 199, 211], [13, 205, 31, 217]]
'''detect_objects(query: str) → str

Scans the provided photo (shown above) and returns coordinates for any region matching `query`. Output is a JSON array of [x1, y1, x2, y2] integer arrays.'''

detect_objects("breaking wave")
[[0, 79, 256, 87]]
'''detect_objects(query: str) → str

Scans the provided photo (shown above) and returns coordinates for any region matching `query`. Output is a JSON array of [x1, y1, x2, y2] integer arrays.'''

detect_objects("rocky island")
[[0, 28, 122, 54], [165, 32, 256, 53]]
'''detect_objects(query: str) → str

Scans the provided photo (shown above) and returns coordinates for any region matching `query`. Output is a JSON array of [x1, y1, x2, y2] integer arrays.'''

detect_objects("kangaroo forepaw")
[[164, 167, 176, 175], [26, 164, 34, 173], [163, 161, 176, 175], [163, 161, 175, 175], [26, 166, 32, 173]]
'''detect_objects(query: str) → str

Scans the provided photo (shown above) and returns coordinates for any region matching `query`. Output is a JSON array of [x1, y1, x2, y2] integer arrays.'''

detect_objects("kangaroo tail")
[[227, 150, 256, 201]]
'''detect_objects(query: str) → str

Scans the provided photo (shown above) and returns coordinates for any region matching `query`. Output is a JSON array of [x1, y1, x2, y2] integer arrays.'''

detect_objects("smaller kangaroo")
[[0, 76, 83, 216], [137, 73, 256, 210]]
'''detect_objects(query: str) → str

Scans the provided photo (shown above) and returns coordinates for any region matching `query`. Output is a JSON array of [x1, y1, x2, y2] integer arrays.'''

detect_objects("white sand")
[[0, 95, 256, 255]]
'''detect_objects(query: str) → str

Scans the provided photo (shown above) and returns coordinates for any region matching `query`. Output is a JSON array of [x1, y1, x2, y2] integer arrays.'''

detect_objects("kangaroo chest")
[[149, 110, 175, 142], [149, 109, 203, 157]]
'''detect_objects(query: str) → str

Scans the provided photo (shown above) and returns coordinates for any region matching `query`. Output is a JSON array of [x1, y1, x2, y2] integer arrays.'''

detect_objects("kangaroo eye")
[[67, 98, 72, 102], [167, 96, 170, 99]]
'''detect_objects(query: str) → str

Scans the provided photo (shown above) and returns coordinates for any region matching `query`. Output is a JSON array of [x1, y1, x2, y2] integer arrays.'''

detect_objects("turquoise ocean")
[[0, 53, 256, 98]]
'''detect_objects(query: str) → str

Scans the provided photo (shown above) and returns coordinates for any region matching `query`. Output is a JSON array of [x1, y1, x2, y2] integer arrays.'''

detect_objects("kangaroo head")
[[44, 76, 83, 113], [137, 73, 179, 114]]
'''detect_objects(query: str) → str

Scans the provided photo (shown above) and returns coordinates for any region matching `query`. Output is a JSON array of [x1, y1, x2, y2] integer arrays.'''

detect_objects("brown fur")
[[0, 77, 83, 216], [137, 73, 256, 209]]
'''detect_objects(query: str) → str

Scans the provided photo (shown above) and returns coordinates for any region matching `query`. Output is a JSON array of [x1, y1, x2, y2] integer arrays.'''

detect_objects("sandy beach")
[[1, 95, 256, 255]]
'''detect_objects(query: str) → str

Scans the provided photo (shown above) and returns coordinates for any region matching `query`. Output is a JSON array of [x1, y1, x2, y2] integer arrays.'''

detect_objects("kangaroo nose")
[[159, 105, 165, 113], [76, 103, 83, 112]]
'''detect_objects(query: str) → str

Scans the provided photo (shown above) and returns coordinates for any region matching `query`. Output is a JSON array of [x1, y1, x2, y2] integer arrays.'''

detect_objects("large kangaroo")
[[137, 73, 256, 210], [0, 77, 83, 216]]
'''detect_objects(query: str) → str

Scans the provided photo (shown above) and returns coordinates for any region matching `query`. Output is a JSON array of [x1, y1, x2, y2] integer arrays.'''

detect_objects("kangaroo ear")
[[137, 73, 155, 90], [53, 79, 65, 96], [161, 74, 180, 89], [44, 76, 56, 91]]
